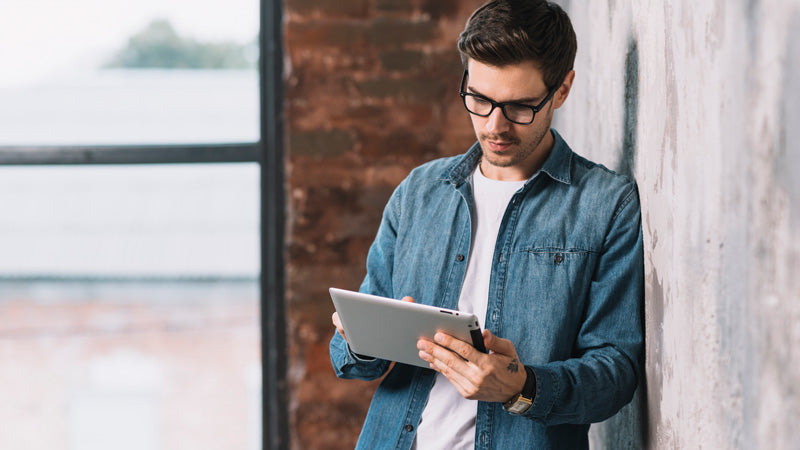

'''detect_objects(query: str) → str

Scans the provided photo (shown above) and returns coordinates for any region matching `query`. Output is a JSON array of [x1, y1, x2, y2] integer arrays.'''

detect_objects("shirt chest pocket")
[[496, 247, 597, 359], [522, 248, 596, 286], [502, 248, 597, 319], [527, 248, 594, 266]]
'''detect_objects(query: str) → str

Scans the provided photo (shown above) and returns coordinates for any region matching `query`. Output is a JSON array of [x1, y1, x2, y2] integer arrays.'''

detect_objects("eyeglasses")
[[459, 70, 557, 125]]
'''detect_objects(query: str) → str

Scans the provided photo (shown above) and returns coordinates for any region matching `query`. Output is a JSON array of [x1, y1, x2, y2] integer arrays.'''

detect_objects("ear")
[[552, 70, 575, 109]]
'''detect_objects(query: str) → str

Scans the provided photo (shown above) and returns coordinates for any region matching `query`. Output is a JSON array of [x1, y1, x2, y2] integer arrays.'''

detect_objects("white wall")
[[553, 0, 800, 448]]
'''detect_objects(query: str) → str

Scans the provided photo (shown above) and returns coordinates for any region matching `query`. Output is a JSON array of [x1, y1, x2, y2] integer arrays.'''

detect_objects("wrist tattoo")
[[507, 358, 519, 373]]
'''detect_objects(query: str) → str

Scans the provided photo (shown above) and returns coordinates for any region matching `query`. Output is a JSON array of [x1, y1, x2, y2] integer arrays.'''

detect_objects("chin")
[[482, 154, 518, 168]]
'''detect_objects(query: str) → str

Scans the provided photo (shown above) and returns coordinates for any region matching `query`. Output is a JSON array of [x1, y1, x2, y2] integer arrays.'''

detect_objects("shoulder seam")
[[611, 182, 638, 223]]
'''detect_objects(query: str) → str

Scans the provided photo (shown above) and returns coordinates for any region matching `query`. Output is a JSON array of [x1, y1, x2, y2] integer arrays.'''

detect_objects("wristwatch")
[[502, 366, 536, 415]]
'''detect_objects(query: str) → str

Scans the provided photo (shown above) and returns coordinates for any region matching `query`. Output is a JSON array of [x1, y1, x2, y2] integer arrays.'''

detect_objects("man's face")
[[465, 59, 561, 181]]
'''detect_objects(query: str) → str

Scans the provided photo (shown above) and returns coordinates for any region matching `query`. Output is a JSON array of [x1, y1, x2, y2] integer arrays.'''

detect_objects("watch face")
[[505, 397, 533, 415], [504, 394, 521, 408]]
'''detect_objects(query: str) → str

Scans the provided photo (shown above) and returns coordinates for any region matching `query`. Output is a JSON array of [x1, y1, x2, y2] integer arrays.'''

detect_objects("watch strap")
[[502, 365, 536, 415]]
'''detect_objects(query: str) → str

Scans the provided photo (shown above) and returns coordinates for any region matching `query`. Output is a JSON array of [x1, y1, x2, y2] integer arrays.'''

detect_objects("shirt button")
[[554, 254, 564, 264], [405, 424, 414, 432], [456, 254, 465, 262]]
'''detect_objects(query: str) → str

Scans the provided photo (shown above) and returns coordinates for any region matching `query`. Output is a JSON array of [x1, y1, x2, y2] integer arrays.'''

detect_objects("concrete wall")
[[554, 1, 800, 448]]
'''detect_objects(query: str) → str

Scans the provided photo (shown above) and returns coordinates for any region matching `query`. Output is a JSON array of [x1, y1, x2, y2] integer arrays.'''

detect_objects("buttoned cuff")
[[524, 365, 559, 419], [330, 330, 386, 379]]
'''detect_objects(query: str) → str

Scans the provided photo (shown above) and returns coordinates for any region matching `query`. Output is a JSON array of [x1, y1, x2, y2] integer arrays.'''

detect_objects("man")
[[330, 1, 644, 448]]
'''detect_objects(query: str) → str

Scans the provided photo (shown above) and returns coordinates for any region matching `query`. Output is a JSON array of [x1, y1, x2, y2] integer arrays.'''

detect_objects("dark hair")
[[457, 0, 577, 90]]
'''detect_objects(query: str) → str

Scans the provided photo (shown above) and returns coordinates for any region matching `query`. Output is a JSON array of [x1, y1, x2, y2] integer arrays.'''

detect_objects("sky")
[[0, 0, 259, 87]]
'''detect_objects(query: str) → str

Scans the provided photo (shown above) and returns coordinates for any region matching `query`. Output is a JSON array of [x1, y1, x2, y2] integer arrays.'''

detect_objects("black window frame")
[[0, 0, 287, 448]]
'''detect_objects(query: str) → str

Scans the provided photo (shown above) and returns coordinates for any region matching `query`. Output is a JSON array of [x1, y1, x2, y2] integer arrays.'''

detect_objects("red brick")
[[358, 129, 440, 160], [375, 0, 415, 14], [356, 77, 447, 102], [288, 0, 370, 18], [287, 22, 369, 50], [289, 130, 356, 157], [420, 0, 461, 19], [379, 49, 426, 71], [366, 18, 438, 46], [285, 1, 483, 447], [324, 103, 435, 130]]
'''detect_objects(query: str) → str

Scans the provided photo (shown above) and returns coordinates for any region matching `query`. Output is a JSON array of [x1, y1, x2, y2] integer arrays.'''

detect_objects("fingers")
[[417, 332, 482, 371], [331, 312, 347, 342], [431, 358, 480, 398], [432, 332, 480, 362], [483, 329, 516, 356], [417, 337, 481, 398], [417, 333, 482, 374], [418, 330, 526, 402]]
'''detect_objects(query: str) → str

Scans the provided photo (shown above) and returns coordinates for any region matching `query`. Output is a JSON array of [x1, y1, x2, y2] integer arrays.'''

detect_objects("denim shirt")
[[330, 129, 644, 450]]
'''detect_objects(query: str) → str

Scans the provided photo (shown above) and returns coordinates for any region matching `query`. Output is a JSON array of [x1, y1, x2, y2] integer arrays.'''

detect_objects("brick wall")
[[285, 0, 483, 447]]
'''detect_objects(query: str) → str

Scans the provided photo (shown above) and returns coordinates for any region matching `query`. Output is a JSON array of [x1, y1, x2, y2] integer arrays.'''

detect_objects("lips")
[[485, 139, 515, 152]]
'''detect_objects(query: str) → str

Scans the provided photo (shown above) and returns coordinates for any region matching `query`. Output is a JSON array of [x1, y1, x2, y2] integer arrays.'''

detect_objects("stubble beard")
[[478, 124, 549, 170]]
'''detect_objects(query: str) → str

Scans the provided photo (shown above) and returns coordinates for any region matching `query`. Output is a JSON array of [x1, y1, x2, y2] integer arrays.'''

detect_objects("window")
[[0, 0, 285, 449], [0, 0, 259, 146]]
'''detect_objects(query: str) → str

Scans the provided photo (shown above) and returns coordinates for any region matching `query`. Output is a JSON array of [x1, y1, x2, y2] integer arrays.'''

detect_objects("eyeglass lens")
[[463, 94, 534, 124], [464, 94, 534, 123]]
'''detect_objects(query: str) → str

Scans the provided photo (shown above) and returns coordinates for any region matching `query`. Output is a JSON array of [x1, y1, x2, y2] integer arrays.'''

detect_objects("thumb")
[[483, 329, 516, 356], [401, 296, 415, 303]]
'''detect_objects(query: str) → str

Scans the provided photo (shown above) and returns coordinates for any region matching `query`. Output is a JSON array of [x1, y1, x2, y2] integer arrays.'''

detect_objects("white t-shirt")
[[414, 165, 527, 449]]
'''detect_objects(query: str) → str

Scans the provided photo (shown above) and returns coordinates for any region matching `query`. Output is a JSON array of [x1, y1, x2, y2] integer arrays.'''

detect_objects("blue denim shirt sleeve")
[[329, 181, 405, 380], [523, 184, 644, 424], [330, 330, 393, 379]]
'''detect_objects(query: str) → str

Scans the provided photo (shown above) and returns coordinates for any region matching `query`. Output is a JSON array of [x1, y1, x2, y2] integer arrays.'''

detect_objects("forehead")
[[466, 60, 547, 101]]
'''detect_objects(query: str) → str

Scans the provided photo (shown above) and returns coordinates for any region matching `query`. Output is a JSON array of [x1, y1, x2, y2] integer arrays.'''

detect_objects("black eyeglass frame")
[[458, 70, 558, 125]]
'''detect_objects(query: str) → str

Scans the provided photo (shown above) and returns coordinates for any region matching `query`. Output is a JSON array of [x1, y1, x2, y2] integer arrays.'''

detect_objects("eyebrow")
[[467, 85, 543, 104]]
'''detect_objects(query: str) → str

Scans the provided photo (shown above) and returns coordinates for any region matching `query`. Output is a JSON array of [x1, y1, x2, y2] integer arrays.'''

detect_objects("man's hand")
[[332, 295, 415, 343], [417, 329, 527, 403], [331, 310, 348, 342]]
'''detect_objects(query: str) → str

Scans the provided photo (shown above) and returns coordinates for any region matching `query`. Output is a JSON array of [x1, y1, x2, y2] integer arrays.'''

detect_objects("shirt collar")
[[443, 128, 573, 186], [539, 128, 572, 185]]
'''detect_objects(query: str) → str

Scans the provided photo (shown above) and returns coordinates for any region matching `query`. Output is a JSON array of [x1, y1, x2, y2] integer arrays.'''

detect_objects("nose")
[[485, 106, 511, 134]]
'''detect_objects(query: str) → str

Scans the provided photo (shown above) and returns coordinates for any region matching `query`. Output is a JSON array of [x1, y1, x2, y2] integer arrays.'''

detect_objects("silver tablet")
[[329, 287, 486, 368]]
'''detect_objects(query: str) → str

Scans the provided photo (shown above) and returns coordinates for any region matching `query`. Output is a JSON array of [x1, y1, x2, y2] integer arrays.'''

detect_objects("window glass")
[[0, 164, 259, 276], [0, 0, 260, 146], [0, 163, 261, 449]]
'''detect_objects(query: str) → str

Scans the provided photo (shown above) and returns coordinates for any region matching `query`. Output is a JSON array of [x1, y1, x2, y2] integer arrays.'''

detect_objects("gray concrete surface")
[[553, 1, 800, 448]]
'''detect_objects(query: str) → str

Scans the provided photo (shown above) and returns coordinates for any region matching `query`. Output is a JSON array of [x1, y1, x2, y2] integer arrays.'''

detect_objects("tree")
[[105, 19, 256, 69]]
